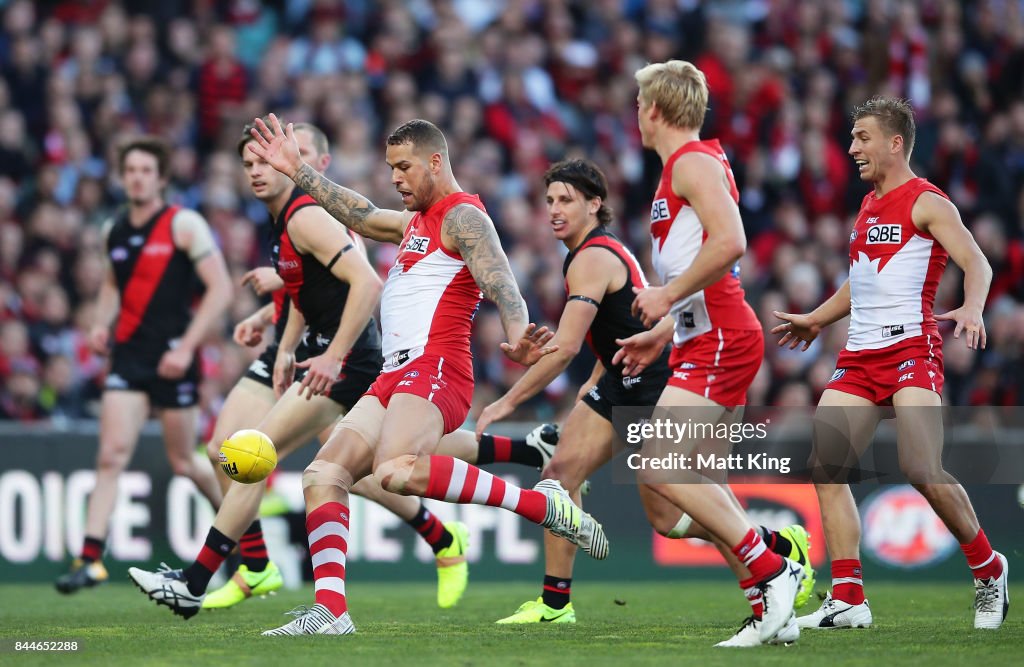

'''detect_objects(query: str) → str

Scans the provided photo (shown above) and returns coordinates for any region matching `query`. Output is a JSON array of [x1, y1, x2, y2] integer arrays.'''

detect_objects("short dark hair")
[[543, 159, 613, 226], [237, 117, 330, 157], [386, 119, 448, 156], [852, 97, 916, 159], [118, 136, 170, 176]]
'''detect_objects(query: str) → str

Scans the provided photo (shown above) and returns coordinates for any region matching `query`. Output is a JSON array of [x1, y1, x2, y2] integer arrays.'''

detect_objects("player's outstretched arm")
[[248, 114, 409, 245], [913, 191, 992, 350], [475, 249, 610, 437], [771, 280, 851, 351], [443, 203, 556, 366]]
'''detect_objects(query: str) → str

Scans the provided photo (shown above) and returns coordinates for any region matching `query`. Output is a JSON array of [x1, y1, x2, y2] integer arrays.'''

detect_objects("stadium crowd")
[[1, 0, 1023, 430]]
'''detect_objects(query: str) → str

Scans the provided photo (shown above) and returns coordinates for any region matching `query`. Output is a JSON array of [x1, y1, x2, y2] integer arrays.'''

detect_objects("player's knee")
[[648, 506, 690, 538], [302, 459, 354, 494], [96, 442, 132, 472], [373, 455, 418, 494], [205, 437, 222, 464], [899, 460, 942, 484]]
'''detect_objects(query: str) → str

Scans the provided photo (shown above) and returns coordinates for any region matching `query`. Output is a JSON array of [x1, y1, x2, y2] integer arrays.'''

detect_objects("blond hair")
[[634, 60, 708, 130]]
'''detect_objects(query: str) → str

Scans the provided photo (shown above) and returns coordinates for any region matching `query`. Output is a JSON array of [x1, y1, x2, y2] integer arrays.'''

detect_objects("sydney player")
[[774, 97, 1008, 631]]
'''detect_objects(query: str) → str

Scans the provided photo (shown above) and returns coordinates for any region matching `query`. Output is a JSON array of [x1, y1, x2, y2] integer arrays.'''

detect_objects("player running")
[[246, 115, 601, 636], [471, 159, 812, 629], [615, 60, 805, 645], [56, 137, 232, 594], [773, 97, 1009, 631]]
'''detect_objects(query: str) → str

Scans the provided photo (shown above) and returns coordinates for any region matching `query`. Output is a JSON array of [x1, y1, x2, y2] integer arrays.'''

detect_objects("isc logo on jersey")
[[866, 224, 902, 244], [861, 486, 957, 568], [650, 198, 671, 222]]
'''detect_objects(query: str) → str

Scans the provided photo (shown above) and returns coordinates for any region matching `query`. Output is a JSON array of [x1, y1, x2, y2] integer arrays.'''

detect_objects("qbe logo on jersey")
[[405, 235, 431, 254], [650, 198, 670, 222], [866, 224, 902, 244]]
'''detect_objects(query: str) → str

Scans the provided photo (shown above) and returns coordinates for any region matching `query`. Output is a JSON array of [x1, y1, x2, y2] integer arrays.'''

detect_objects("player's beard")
[[410, 175, 435, 212]]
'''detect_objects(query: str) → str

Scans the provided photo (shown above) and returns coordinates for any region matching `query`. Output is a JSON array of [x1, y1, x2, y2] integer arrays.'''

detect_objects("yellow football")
[[219, 429, 277, 484]]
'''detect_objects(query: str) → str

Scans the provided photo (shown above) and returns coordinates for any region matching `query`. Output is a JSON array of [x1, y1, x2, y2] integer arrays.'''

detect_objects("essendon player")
[[615, 60, 804, 645], [244, 115, 599, 636], [774, 97, 1008, 631], [56, 137, 232, 594]]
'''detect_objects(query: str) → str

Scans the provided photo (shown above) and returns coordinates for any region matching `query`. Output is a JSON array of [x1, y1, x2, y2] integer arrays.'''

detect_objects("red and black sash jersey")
[[562, 228, 668, 375], [107, 204, 199, 354], [270, 187, 380, 351]]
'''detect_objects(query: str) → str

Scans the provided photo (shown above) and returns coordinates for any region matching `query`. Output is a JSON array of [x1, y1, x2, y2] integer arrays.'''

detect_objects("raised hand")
[[248, 113, 304, 179]]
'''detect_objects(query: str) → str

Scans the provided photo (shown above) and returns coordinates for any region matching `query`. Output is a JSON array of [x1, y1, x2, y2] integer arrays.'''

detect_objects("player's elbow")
[[721, 234, 746, 265]]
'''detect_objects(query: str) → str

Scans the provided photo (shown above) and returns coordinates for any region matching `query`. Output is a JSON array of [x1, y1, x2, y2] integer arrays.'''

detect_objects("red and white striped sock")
[[424, 456, 547, 523], [731, 529, 784, 583], [740, 576, 764, 619], [307, 502, 350, 617]]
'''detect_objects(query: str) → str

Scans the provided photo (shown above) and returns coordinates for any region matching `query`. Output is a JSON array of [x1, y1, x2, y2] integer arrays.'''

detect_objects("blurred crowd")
[[1, 0, 1023, 430]]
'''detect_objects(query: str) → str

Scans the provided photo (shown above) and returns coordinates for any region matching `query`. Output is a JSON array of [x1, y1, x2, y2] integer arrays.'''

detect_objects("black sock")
[[183, 527, 236, 596], [81, 536, 105, 563], [406, 505, 453, 554], [542, 575, 572, 609], [760, 526, 793, 558], [239, 519, 269, 572], [477, 434, 543, 467]]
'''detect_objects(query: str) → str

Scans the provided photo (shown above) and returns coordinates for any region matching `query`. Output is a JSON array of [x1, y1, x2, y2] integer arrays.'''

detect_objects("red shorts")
[[365, 354, 473, 434], [827, 335, 944, 405], [667, 328, 763, 407]]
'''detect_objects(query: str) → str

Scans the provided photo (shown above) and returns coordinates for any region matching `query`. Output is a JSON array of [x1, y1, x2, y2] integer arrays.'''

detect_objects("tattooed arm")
[[248, 114, 410, 244], [292, 163, 409, 245], [443, 203, 529, 342]]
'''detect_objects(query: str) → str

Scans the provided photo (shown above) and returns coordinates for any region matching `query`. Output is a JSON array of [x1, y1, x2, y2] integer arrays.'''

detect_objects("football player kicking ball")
[[470, 159, 814, 631], [774, 97, 1008, 631], [247, 115, 602, 637], [128, 121, 464, 616]]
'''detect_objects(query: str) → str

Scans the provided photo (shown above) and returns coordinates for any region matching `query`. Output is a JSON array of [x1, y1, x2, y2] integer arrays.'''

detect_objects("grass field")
[[0, 580, 1019, 666]]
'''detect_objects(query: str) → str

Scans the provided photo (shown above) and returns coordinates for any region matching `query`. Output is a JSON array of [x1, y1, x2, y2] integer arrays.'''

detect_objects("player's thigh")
[[157, 405, 200, 465], [544, 401, 616, 490], [375, 393, 445, 465], [257, 382, 345, 459], [98, 390, 150, 463], [313, 410, 377, 483], [811, 389, 882, 475], [643, 384, 732, 482], [891, 386, 944, 482], [207, 378, 276, 457]]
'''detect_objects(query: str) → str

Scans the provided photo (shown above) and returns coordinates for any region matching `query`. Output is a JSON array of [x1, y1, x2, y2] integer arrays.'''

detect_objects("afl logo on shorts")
[[897, 359, 916, 372], [829, 368, 846, 382], [861, 486, 957, 569]]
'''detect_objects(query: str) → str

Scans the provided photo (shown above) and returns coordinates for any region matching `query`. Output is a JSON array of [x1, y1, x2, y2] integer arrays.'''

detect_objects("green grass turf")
[[0, 581, 1019, 666]]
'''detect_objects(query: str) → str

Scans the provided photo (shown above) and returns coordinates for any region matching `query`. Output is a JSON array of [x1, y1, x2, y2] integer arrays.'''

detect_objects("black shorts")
[[581, 363, 670, 422], [296, 330, 383, 409], [104, 348, 200, 409], [242, 342, 310, 389]]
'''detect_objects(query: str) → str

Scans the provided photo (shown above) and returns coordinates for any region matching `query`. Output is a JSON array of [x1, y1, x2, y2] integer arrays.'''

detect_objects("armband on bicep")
[[568, 294, 600, 308], [325, 244, 355, 271]]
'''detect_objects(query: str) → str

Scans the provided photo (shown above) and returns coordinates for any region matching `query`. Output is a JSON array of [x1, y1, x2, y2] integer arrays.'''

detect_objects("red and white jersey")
[[847, 177, 949, 351], [379, 192, 484, 375], [649, 139, 760, 345]]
